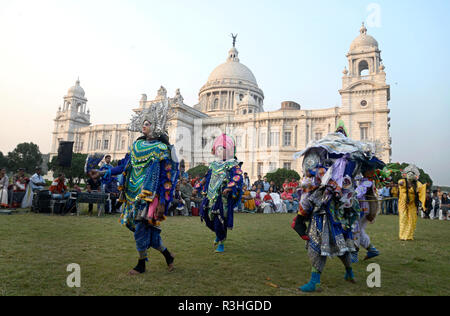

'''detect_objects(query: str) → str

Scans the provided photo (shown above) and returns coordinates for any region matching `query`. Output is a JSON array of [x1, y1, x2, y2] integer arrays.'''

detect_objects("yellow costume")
[[243, 190, 256, 211], [398, 179, 426, 240]]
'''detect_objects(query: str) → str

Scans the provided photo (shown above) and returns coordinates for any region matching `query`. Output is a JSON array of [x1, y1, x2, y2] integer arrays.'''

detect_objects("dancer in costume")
[[292, 121, 385, 292], [89, 101, 179, 274], [200, 134, 243, 253], [398, 165, 426, 241]]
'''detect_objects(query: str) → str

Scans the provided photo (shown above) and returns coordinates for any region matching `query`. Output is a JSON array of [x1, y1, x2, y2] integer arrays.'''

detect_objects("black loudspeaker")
[[57, 141, 74, 168]]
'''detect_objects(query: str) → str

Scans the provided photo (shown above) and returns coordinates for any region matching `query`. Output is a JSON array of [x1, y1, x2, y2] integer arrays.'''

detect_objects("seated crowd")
[[2, 162, 448, 220]]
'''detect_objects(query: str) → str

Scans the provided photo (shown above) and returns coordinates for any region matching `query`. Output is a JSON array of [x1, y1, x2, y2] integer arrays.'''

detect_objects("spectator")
[[179, 160, 189, 180], [12, 168, 29, 208], [263, 177, 270, 192], [49, 173, 73, 214], [262, 189, 275, 213], [253, 175, 263, 190], [49, 173, 70, 199], [104, 176, 121, 214], [242, 185, 256, 213], [180, 177, 193, 216], [441, 193, 449, 220], [281, 188, 299, 213], [379, 185, 391, 215], [0, 168, 9, 208], [289, 178, 299, 193], [190, 189, 202, 216], [103, 155, 113, 169], [243, 172, 251, 188], [283, 179, 291, 194], [254, 188, 263, 212], [269, 180, 279, 193], [30, 167, 46, 192], [431, 190, 441, 220], [168, 183, 185, 216], [390, 182, 399, 215], [424, 190, 432, 219], [86, 170, 102, 216]]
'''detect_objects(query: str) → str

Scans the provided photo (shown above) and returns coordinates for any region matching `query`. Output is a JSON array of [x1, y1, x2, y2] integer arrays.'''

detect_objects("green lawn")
[[0, 211, 449, 296]]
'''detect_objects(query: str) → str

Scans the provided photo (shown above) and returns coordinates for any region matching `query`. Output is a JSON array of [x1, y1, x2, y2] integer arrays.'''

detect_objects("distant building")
[[50, 23, 391, 181]]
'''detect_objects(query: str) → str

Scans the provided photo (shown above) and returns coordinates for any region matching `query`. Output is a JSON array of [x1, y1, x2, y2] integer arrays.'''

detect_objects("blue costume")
[[200, 159, 243, 252], [103, 138, 179, 273]]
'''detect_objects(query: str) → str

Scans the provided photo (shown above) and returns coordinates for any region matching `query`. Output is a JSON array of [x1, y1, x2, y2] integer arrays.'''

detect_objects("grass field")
[[0, 211, 449, 296]]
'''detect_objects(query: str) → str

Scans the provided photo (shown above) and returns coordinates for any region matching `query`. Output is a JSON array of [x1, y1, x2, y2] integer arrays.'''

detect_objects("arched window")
[[214, 98, 219, 109], [359, 60, 369, 76], [243, 109, 247, 115]]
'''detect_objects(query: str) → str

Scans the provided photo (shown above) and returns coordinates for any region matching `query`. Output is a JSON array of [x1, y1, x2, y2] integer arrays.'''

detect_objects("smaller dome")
[[67, 79, 85, 98], [350, 23, 379, 52], [281, 101, 301, 110], [239, 91, 256, 106]]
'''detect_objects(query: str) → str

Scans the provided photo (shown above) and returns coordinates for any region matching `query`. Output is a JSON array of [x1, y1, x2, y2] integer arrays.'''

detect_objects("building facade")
[[50, 24, 391, 181]]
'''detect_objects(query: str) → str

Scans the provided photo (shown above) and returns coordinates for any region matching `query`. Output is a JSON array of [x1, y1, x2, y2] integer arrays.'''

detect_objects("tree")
[[0, 151, 9, 169], [265, 168, 301, 188], [187, 164, 209, 178], [387, 162, 433, 188], [7, 142, 42, 174], [48, 153, 88, 187]]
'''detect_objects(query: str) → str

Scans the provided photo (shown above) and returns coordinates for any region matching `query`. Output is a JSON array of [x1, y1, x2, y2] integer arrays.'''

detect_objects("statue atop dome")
[[231, 33, 238, 47]]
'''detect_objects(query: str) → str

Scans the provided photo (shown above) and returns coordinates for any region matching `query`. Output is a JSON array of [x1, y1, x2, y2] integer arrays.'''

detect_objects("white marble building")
[[50, 24, 391, 181]]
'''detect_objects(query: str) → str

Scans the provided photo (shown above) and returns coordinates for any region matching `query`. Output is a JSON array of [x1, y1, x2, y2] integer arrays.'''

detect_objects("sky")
[[0, 0, 449, 185]]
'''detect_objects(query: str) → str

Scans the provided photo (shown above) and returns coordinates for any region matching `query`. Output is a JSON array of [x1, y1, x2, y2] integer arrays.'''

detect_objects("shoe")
[[215, 244, 225, 253], [344, 269, 356, 283], [299, 272, 321, 292], [364, 247, 380, 260]]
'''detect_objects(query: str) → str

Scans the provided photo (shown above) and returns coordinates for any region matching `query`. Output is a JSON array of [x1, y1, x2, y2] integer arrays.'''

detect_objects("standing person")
[[398, 165, 426, 241], [200, 134, 243, 253], [179, 160, 189, 180], [431, 190, 441, 220], [30, 167, 46, 192], [243, 172, 251, 189], [96, 103, 179, 275], [390, 182, 399, 215], [262, 177, 270, 193], [380, 185, 391, 215], [440, 193, 449, 220], [0, 168, 9, 208], [253, 175, 263, 191], [424, 190, 433, 219]]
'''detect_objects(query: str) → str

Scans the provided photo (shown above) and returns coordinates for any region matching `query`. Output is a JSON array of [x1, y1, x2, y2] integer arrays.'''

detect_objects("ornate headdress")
[[128, 99, 173, 138], [403, 164, 420, 181], [212, 134, 236, 157]]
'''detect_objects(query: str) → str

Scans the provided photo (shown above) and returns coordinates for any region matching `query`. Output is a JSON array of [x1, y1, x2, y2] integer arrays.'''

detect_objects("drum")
[[32, 190, 52, 213], [77, 192, 109, 204]]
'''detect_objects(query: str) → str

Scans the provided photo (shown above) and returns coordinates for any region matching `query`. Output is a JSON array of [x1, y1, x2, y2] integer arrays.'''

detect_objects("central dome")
[[207, 47, 258, 86], [198, 44, 264, 116]]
